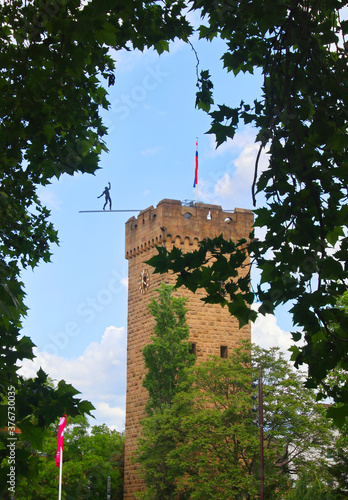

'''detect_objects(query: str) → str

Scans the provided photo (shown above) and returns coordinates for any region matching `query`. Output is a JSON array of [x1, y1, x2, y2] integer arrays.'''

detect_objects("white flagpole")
[[58, 446, 63, 500], [195, 137, 198, 205]]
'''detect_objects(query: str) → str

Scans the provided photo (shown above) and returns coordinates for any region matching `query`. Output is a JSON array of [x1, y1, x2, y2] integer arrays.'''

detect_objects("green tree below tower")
[[142, 282, 196, 414]]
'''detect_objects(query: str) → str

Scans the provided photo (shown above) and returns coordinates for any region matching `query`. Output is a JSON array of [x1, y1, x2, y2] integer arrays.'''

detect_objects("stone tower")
[[124, 199, 254, 499]]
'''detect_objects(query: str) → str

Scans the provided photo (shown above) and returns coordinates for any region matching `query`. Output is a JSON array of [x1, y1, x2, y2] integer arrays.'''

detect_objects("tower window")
[[189, 342, 197, 355], [220, 345, 228, 358]]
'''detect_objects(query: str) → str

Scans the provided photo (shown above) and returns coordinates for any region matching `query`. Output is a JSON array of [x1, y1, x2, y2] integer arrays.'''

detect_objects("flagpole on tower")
[[194, 137, 198, 205]]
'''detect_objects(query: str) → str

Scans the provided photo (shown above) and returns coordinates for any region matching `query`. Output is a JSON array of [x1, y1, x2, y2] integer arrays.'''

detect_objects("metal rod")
[[79, 210, 142, 213]]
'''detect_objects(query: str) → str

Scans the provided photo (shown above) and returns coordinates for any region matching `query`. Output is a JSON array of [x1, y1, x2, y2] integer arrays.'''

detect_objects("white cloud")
[[207, 127, 257, 158], [95, 402, 126, 431], [197, 127, 269, 209], [110, 47, 155, 73], [214, 133, 269, 208], [214, 172, 234, 200], [19, 326, 127, 431], [195, 177, 212, 202], [121, 277, 128, 289], [37, 186, 62, 210], [141, 146, 164, 156], [251, 305, 302, 358]]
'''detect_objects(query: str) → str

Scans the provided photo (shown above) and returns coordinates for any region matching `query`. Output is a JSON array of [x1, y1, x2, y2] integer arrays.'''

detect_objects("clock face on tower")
[[139, 269, 150, 294]]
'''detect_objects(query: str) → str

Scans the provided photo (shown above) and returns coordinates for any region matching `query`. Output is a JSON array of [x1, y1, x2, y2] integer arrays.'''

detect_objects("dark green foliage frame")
[[149, 0, 348, 425]]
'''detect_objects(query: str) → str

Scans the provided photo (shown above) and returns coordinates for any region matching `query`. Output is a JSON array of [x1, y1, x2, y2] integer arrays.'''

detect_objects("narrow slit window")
[[189, 342, 197, 355], [220, 345, 228, 358]]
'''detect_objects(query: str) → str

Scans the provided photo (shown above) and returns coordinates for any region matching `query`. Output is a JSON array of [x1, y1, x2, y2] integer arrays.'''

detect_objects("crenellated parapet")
[[125, 199, 254, 259]]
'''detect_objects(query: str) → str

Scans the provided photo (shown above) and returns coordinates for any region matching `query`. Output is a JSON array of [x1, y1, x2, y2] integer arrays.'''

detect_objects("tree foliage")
[[0, 0, 191, 484], [137, 283, 195, 498], [148, 0, 348, 423], [13, 416, 125, 500], [0, 371, 95, 492], [137, 343, 337, 499], [285, 471, 339, 500], [326, 416, 348, 497], [143, 283, 196, 413]]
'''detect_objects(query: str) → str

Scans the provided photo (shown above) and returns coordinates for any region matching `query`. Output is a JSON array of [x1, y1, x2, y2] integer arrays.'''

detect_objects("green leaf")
[[326, 226, 345, 246], [326, 405, 348, 428]]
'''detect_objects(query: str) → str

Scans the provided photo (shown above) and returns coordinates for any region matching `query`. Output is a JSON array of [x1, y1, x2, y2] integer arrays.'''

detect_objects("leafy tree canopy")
[[137, 343, 337, 499], [138, 283, 196, 498], [327, 427, 348, 498], [143, 282, 196, 413], [285, 471, 339, 500], [148, 0, 348, 424]]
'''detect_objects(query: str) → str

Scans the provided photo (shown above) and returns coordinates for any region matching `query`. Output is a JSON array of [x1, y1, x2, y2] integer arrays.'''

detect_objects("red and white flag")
[[193, 138, 198, 187], [56, 415, 67, 467]]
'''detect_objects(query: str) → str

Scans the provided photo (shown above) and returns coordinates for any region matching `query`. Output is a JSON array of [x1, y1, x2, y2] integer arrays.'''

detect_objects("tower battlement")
[[125, 198, 253, 259]]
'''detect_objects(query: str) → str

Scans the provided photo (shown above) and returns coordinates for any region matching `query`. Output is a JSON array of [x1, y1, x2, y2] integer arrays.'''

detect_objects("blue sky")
[[19, 28, 298, 430]]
